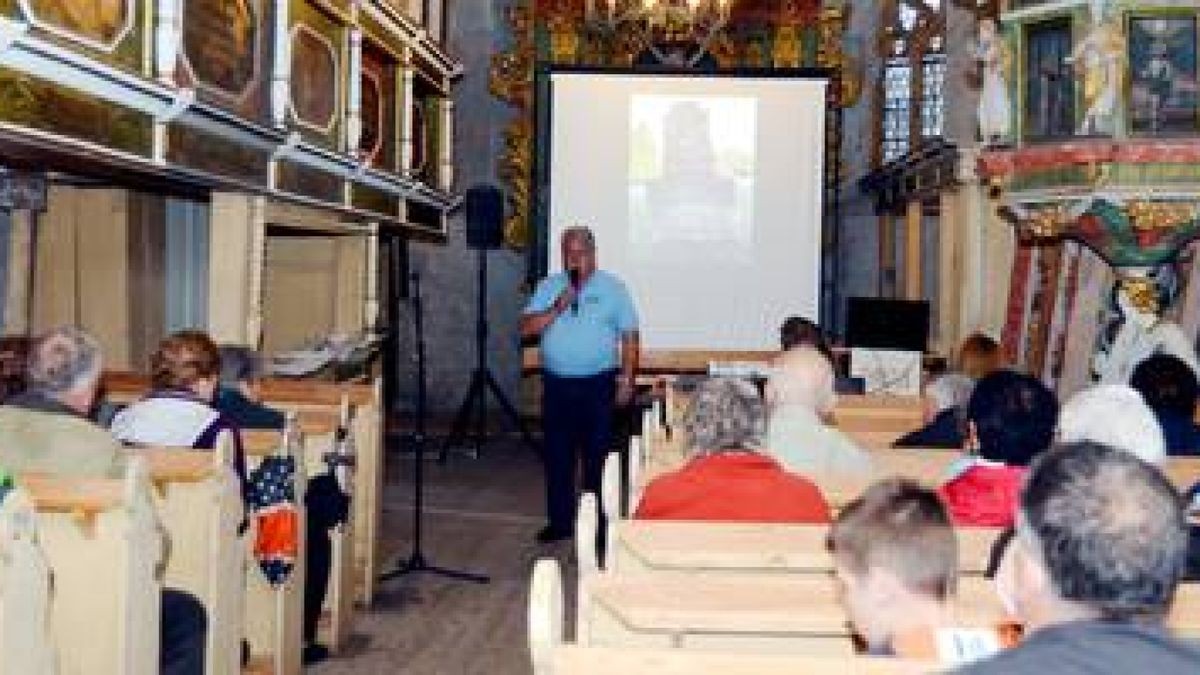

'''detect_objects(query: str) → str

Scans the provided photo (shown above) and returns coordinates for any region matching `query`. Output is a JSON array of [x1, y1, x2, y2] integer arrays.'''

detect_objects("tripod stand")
[[380, 270, 488, 585], [439, 246, 539, 461]]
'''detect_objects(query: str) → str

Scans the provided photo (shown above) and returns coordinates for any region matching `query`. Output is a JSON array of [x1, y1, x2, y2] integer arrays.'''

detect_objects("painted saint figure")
[[1093, 274, 1199, 385], [1066, 0, 1124, 136], [975, 18, 1012, 144]]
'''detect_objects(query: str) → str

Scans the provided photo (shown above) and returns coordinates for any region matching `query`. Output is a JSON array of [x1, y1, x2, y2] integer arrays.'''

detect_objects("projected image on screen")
[[629, 96, 756, 261]]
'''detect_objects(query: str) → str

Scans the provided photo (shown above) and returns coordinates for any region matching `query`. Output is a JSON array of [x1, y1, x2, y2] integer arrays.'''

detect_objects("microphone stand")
[[379, 270, 488, 585]]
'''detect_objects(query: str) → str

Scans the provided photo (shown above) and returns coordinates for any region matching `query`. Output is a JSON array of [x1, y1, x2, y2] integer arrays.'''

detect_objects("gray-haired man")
[[959, 441, 1200, 673], [0, 325, 124, 476]]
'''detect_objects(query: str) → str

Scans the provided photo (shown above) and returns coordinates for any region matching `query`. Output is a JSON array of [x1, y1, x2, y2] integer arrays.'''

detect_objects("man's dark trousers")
[[542, 369, 616, 534]]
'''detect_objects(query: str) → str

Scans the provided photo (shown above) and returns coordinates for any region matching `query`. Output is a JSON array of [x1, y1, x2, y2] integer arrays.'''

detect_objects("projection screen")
[[544, 70, 828, 351]]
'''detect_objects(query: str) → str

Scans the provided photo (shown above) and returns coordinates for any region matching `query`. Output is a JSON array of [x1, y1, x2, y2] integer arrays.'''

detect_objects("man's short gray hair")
[[26, 326, 102, 396], [682, 377, 765, 454], [1058, 384, 1166, 466], [1019, 441, 1186, 620], [560, 226, 596, 249]]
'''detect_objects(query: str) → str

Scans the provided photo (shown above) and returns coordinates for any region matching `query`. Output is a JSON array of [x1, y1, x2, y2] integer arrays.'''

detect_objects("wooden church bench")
[[568, 562, 1010, 655], [601, 520, 1000, 577], [135, 436, 244, 675], [539, 646, 934, 675], [101, 371, 384, 608], [1165, 456, 1200, 494], [241, 432, 306, 675], [20, 460, 163, 674], [0, 485, 55, 674], [242, 424, 356, 653]]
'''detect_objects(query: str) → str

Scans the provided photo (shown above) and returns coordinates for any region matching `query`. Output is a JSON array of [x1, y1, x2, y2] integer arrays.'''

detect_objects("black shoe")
[[303, 643, 331, 666], [536, 525, 572, 543]]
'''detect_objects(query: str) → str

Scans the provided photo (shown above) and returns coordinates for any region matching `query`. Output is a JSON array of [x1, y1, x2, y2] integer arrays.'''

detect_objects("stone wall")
[[394, 1, 526, 416]]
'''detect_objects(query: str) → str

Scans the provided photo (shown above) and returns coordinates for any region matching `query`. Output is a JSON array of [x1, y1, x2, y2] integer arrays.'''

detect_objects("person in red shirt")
[[939, 370, 1058, 527], [634, 377, 830, 523]]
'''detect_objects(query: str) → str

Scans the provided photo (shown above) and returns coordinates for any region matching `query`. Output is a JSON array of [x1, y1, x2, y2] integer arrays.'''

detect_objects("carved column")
[[207, 193, 266, 345], [904, 199, 924, 300], [938, 188, 963, 351]]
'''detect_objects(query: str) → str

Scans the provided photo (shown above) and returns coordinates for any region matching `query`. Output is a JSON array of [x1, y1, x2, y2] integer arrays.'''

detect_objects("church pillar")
[[207, 192, 266, 345], [904, 199, 923, 300], [938, 188, 963, 353]]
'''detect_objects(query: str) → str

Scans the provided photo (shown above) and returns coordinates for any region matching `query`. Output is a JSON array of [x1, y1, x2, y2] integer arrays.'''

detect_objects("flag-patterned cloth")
[[247, 456, 298, 586]]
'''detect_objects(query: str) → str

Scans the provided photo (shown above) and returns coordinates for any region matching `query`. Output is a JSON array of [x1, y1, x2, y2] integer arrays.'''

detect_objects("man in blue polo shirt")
[[521, 226, 639, 543]]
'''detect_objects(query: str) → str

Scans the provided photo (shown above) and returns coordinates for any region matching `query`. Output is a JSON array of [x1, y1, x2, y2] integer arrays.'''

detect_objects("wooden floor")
[[312, 435, 570, 674]]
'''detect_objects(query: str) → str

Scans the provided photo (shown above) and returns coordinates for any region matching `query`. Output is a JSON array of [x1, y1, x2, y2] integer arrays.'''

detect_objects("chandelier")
[[584, 0, 735, 47]]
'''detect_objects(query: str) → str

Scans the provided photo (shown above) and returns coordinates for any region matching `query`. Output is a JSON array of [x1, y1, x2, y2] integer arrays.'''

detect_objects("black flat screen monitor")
[[845, 297, 930, 353]]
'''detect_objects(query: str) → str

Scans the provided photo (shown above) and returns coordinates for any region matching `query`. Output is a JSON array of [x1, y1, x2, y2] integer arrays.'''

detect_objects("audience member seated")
[[895, 333, 1002, 449], [827, 478, 1011, 664], [764, 346, 872, 476], [213, 345, 338, 665], [110, 331, 246, 481], [634, 377, 830, 523], [939, 371, 1057, 527], [0, 327, 206, 675], [214, 345, 286, 429], [1131, 354, 1200, 456], [959, 442, 1200, 673], [1057, 383, 1166, 466], [779, 315, 833, 362], [0, 326, 125, 476]]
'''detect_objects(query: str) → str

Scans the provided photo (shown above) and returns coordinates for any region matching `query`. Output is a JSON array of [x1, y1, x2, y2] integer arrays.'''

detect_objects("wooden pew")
[[136, 437, 244, 675], [0, 485, 55, 674], [602, 520, 1001, 577], [243, 424, 356, 653], [101, 371, 384, 608], [530, 556, 934, 674], [541, 646, 934, 675], [21, 460, 163, 675], [575, 565, 1200, 650], [241, 430, 306, 675]]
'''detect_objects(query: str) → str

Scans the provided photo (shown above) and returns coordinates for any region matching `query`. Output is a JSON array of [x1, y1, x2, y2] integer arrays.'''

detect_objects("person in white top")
[[764, 346, 872, 476]]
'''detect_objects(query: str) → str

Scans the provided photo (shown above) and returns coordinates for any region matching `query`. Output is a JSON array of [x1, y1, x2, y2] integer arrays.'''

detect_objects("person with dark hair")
[[959, 442, 1200, 673], [938, 370, 1058, 527], [110, 331, 246, 480], [0, 327, 206, 675], [214, 344, 286, 430], [1131, 353, 1200, 456], [828, 478, 1010, 663], [779, 315, 832, 361]]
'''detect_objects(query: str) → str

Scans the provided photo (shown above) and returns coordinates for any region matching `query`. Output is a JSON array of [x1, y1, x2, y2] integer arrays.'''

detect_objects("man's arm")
[[520, 280, 574, 339], [617, 331, 640, 405], [520, 290, 572, 338]]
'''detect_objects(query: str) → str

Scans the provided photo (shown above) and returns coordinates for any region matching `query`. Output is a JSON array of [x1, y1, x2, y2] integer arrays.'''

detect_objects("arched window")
[[879, 0, 946, 163]]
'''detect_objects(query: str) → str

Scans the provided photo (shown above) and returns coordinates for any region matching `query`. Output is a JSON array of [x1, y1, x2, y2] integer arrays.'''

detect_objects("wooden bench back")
[[604, 520, 1000, 577], [101, 370, 374, 406], [20, 460, 163, 675], [134, 436, 244, 675], [0, 486, 55, 674]]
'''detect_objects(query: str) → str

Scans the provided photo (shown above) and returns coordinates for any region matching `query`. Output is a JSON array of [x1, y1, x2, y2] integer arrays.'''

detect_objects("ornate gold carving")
[[489, 0, 848, 248], [1127, 201, 1199, 233]]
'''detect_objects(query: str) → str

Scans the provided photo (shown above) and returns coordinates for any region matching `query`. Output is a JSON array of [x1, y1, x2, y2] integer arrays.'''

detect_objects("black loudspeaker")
[[464, 184, 505, 249]]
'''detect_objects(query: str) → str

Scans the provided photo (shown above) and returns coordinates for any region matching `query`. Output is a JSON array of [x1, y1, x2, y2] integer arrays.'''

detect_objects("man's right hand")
[[552, 284, 577, 315]]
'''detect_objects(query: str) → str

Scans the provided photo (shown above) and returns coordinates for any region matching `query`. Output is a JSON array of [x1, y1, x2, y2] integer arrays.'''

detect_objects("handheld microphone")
[[568, 269, 580, 314]]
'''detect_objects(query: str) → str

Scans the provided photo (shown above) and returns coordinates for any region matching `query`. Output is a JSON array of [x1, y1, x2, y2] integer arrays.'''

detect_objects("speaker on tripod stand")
[[440, 184, 539, 461]]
